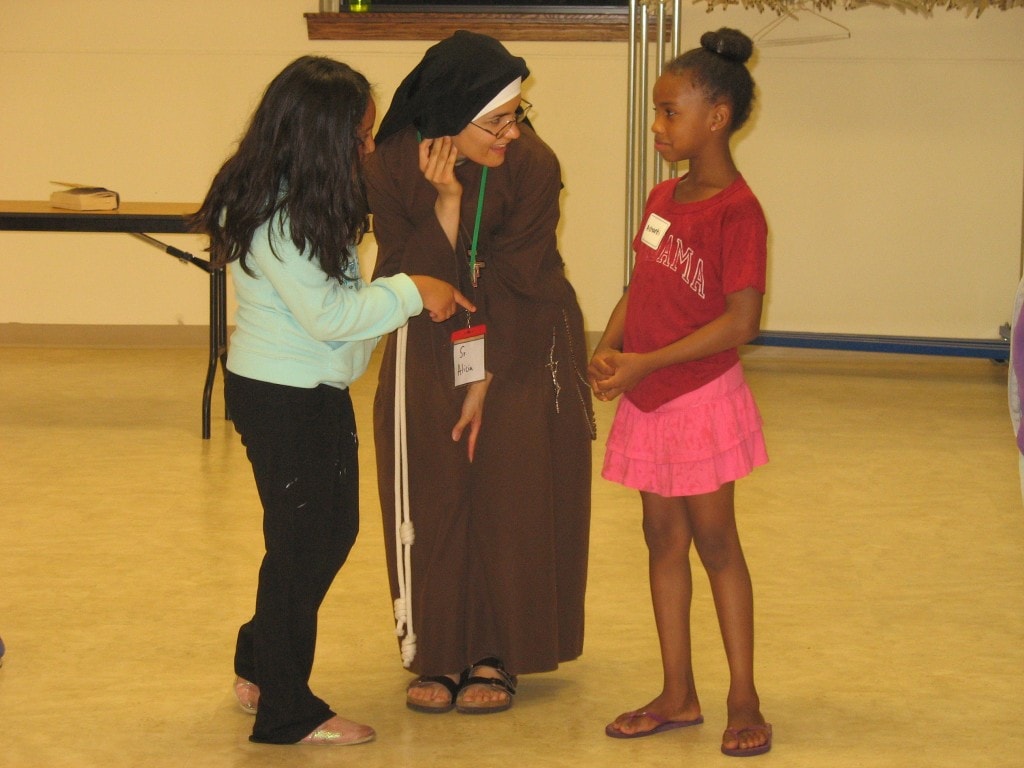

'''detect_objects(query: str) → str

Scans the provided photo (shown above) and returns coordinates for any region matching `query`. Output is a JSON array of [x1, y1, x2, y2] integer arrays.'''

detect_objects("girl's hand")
[[419, 136, 462, 200], [451, 373, 493, 462], [592, 351, 650, 401], [588, 348, 619, 400], [409, 275, 476, 322], [588, 348, 617, 382]]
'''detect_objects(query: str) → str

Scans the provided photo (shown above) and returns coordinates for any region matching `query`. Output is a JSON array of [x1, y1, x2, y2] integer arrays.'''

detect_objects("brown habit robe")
[[366, 124, 595, 676]]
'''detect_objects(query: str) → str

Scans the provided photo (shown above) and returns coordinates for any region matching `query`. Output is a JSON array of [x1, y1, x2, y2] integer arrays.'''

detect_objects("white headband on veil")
[[472, 77, 522, 121]]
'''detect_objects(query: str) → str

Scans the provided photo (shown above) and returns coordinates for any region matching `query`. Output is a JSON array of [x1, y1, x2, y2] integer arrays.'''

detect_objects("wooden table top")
[[0, 201, 199, 233]]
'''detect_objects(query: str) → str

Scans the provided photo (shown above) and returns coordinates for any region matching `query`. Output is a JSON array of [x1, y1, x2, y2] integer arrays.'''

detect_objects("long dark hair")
[[190, 56, 371, 281]]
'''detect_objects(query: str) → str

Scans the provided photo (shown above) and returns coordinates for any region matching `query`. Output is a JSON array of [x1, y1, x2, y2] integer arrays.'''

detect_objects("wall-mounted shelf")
[[305, 11, 665, 43]]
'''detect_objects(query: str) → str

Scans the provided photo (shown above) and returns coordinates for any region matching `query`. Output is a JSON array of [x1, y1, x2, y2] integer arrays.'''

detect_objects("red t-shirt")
[[623, 175, 767, 412]]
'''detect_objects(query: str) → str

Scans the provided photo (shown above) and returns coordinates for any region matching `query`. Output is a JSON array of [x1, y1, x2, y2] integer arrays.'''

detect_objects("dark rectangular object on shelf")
[[365, 2, 627, 11]]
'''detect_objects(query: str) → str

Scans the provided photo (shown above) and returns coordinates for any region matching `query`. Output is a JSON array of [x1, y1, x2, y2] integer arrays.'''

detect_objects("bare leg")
[[606, 491, 703, 736], [685, 482, 768, 753]]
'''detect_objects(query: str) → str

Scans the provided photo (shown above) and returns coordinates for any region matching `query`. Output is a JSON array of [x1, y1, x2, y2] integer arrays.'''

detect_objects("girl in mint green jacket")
[[191, 55, 471, 747]]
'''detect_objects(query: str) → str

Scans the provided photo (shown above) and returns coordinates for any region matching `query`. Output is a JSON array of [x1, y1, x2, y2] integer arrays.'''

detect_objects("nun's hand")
[[419, 136, 462, 201]]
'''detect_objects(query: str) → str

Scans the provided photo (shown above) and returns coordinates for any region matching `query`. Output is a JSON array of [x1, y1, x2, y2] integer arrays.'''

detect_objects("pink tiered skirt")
[[602, 363, 768, 497]]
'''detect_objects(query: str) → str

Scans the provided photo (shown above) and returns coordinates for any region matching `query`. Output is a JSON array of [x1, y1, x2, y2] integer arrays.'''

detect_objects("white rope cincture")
[[392, 324, 417, 667]]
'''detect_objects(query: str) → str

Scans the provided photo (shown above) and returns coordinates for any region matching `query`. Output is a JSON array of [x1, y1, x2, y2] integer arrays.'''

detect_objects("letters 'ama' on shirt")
[[624, 175, 767, 412]]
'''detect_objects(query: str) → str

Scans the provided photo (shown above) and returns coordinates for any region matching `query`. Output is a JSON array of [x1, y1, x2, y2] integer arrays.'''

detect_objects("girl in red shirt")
[[589, 27, 771, 757]]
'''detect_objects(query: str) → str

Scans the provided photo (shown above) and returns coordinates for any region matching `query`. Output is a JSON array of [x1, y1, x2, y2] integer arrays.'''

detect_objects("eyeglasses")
[[470, 100, 532, 139]]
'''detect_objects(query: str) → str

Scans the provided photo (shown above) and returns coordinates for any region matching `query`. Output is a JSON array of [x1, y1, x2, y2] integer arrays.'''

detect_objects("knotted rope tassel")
[[392, 324, 416, 667]]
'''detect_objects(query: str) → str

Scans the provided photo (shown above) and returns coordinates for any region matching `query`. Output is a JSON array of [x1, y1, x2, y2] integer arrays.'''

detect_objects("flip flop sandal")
[[406, 674, 461, 714], [455, 657, 517, 715], [721, 723, 772, 757], [605, 710, 705, 739]]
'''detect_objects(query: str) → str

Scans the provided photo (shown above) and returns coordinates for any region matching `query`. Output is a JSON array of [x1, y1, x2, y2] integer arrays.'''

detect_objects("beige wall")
[[2, 1, 1022, 339]]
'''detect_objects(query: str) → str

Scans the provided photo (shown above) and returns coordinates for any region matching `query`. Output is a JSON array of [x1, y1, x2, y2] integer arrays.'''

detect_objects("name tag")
[[451, 324, 486, 388], [640, 212, 670, 250]]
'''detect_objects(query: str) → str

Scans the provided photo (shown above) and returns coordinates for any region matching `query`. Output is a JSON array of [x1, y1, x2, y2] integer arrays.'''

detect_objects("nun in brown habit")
[[366, 31, 595, 715]]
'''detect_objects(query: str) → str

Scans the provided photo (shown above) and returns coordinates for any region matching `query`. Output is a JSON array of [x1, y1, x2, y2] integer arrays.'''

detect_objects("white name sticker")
[[640, 212, 670, 250], [451, 324, 486, 388]]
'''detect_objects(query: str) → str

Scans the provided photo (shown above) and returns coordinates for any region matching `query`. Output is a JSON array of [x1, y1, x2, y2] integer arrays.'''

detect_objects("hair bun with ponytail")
[[700, 28, 753, 66]]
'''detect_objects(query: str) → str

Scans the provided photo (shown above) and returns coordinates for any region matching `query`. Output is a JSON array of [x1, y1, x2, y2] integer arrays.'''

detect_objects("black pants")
[[226, 371, 359, 744]]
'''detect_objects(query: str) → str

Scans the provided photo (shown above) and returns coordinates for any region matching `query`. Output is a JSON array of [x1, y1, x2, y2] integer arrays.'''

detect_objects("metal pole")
[[625, 0, 639, 290], [653, 1, 667, 187], [626, 0, 645, 288], [666, 0, 682, 179], [637, 0, 649, 238], [625, 1, 651, 284], [626, 2, 680, 285], [672, 0, 681, 59]]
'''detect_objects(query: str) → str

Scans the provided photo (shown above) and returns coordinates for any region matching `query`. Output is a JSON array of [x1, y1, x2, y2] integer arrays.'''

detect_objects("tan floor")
[[0, 343, 1021, 768]]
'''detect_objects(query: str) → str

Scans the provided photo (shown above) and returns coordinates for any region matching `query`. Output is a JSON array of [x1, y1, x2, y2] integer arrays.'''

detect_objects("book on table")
[[49, 185, 120, 211]]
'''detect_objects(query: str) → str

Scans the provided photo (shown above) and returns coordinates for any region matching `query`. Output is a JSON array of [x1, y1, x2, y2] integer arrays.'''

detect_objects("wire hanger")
[[753, 4, 851, 47]]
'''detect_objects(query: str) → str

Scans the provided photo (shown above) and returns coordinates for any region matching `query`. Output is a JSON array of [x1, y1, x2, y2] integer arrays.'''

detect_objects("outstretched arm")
[[408, 274, 476, 322]]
